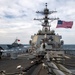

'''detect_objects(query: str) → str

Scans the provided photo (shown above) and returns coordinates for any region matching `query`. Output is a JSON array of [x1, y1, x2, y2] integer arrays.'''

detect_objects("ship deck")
[[0, 54, 75, 75], [0, 55, 31, 73], [0, 54, 48, 75]]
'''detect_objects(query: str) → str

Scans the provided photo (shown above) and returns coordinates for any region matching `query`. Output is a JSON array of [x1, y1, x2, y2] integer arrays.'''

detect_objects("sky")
[[0, 0, 75, 44]]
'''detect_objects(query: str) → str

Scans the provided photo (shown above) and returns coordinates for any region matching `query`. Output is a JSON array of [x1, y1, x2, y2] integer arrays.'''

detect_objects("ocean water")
[[0, 44, 75, 50], [62, 45, 75, 55], [63, 45, 75, 50], [0, 44, 75, 55], [0, 44, 29, 49]]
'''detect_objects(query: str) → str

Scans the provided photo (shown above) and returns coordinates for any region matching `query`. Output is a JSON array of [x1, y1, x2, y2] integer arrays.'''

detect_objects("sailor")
[[42, 43, 45, 53], [40, 42, 47, 51], [0, 50, 2, 59]]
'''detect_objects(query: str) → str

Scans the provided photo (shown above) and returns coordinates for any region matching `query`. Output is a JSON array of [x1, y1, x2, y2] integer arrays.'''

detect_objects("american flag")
[[18, 39, 20, 41], [56, 20, 73, 28]]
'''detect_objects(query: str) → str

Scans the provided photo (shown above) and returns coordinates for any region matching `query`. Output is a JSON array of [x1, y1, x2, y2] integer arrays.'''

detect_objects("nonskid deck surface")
[[61, 55, 75, 74], [0, 54, 75, 75], [0, 57, 31, 73], [0, 54, 48, 75], [62, 55, 75, 69]]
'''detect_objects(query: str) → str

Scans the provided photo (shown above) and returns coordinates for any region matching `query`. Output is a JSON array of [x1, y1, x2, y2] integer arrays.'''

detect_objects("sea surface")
[[0, 44, 75, 55], [63, 44, 75, 50], [62, 44, 75, 55], [0, 44, 75, 49]]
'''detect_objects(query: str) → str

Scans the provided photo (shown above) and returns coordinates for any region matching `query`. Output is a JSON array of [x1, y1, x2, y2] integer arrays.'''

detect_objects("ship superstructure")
[[29, 3, 64, 58], [28, 3, 72, 75]]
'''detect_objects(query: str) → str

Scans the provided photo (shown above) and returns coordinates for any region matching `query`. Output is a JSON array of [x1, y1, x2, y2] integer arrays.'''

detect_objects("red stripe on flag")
[[56, 20, 73, 28], [18, 39, 20, 41]]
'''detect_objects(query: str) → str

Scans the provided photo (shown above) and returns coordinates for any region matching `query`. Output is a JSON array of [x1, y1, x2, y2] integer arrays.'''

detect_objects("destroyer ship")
[[0, 3, 75, 75]]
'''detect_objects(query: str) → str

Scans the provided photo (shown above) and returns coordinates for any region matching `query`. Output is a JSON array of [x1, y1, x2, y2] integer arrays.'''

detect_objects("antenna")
[[45, 3, 47, 8], [34, 3, 59, 30]]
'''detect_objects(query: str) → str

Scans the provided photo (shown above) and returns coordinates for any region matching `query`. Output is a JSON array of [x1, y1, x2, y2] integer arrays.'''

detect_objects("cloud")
[[0, 0, 75, 44]]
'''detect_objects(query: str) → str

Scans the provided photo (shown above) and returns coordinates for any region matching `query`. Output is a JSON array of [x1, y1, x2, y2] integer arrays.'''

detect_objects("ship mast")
[[34, 3, 59, 31]]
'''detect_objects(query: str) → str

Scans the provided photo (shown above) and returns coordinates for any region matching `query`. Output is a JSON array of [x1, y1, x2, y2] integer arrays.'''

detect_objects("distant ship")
[[7, 38, 23, 49]]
